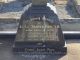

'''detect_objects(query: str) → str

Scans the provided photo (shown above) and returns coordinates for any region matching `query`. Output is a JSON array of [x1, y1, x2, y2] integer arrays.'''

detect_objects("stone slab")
[[0, 38, 80, 60]]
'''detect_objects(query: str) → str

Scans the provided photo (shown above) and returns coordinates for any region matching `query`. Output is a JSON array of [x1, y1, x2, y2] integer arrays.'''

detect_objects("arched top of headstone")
[[32, 0, 47, 5]]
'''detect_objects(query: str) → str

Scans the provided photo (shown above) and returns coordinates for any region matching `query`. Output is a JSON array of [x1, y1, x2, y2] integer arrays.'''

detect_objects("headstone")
[[13, 0, 67, 54]]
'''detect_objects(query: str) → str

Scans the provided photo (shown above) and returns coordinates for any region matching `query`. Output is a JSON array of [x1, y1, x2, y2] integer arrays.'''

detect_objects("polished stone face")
[[15, 3, 65, 47], [24, 19, 59, 41], [16, 18, 60, 42]]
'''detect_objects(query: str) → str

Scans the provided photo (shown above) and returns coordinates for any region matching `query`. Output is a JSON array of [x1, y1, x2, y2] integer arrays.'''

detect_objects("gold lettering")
[[25, 48, 34, 52], [37, 48, 45, 52], [47, 48, 55, 51]]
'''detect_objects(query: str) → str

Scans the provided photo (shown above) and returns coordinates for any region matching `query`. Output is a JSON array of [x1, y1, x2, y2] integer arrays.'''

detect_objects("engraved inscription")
[[24, 19, 59, 41]]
